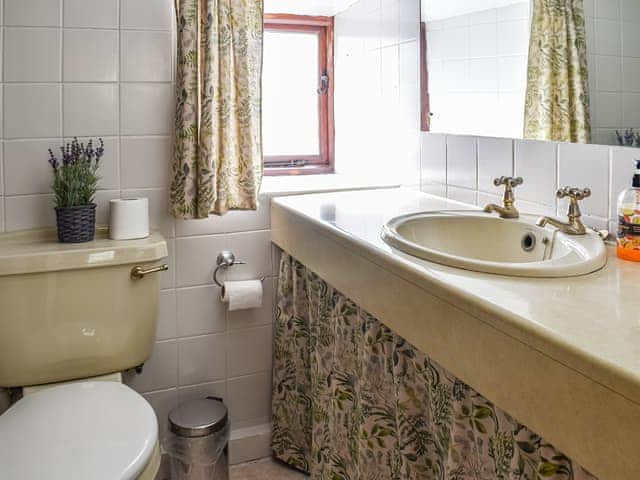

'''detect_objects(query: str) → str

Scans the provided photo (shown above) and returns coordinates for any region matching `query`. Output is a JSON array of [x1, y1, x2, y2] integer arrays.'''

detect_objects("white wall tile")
[[469, 23, 497, 58], [120, 0, 174, 31], [497, 19, 529, 56], [161, 239, 175, 290], [477, 137, 513, 193], [120, 83, 174, 135], [595, 55, 622, 92], [420, 133, 446, 185], [497, 2, 529, 21], [63, 30, 118, 82], [176, 286, 227, 337], [120, 136, 172, 188], [176, 231, 272, 288], [226, 325, 273, 378], [4, 0, 61, 26], [64, 84, 118, 136], [4, 28, 61, 82], [622, 0, 640, 18], [622, 22, 640, 58], [64, 0, 118, 28], [4, 194, 55, 231], [4, 140, 61, 195], [595, 19, 621, 55], [121, 31, 172, 82], [157, 290, 177, 340], [178, 334, 227, 386], [557, 142, 610, 218], [421, 182, 447, 197], [595, 0, 621, 20], [514, 139, 558, 206], [227, 372, 271, 426], [178, 381, 226, 404], [446, 185, 477, 205], [4, 85, 61, 139], [126, 340, 178, 392], [446, 135, 477, 189]]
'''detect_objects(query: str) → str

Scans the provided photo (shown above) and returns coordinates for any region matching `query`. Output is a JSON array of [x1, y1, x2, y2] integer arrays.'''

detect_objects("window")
[[263, 14, 335, 175]]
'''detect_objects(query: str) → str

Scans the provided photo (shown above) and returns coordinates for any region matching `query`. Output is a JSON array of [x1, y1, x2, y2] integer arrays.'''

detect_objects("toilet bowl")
[[0, 382, 160, 480]]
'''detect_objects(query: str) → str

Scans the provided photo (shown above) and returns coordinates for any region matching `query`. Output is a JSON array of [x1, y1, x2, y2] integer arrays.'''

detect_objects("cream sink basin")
[[381, 211, 607, 277]]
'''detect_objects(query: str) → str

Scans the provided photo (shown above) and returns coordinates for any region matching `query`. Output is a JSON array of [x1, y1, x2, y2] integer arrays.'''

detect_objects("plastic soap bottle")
[[617, 160, 640, 262]]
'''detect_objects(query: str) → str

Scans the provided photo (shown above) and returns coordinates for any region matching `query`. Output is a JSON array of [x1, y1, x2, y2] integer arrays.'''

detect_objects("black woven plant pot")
[[55, 203, 97, 243]]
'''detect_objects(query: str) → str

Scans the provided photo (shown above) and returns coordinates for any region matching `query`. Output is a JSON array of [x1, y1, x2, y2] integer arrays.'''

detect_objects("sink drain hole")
[[521, 233, 537, 252]]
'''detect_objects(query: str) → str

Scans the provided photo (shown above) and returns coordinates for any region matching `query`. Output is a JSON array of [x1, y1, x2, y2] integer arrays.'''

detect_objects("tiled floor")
[[231, 458, 309, 479], [157, 456, 308, 480]]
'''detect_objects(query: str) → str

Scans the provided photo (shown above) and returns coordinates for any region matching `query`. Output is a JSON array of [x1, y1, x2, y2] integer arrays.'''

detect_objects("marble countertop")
[[272, 188, 640, 407]]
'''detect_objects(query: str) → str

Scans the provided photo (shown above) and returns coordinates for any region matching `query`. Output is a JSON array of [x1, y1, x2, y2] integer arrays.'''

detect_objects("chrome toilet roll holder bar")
[[213, 250, 265, 288]]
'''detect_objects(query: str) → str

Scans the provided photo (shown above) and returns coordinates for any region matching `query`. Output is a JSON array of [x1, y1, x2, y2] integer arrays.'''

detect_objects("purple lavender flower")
[[48, 148, 59, 170]]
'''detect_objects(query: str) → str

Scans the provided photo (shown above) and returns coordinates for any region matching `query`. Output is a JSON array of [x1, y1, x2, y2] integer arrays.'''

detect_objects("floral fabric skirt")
[[271, 253, 597, 480]]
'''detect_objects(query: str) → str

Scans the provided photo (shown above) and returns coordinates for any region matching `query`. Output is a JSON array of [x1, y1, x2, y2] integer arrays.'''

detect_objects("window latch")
[[317, 74, 329, 95]]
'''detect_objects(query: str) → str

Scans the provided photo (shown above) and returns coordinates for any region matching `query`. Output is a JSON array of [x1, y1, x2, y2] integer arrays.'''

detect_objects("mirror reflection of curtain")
[[524, 0, 591, 144], [170, 0, 264, 218]]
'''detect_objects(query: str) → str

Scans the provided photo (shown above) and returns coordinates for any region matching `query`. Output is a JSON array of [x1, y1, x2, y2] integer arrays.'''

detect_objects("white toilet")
[[0, 229, 169, 480]]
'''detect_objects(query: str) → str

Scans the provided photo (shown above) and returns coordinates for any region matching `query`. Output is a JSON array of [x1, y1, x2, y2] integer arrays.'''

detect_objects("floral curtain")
[[272, 253, 598, 480], [171, 0, 263, 218], [524, 0, 591, 143]]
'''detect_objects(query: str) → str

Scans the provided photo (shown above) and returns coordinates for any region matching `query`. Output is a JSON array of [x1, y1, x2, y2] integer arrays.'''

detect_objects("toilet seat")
[[0, 381, 158, 480]]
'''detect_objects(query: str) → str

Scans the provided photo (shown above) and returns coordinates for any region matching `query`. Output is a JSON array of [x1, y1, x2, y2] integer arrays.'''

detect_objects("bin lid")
[[169, 397, 228, 438]]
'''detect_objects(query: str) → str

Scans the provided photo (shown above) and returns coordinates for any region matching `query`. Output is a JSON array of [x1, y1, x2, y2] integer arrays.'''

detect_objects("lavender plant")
[[48, 138, 104, 208], [616, 129, 640, 148]]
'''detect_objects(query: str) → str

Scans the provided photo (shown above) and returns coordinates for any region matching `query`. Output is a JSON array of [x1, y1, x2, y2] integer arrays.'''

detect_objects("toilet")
[[0, 229, 169, 480]]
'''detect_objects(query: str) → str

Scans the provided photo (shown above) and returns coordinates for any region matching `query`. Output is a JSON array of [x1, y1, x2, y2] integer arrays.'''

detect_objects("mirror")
[[420, 0, 640, 146]]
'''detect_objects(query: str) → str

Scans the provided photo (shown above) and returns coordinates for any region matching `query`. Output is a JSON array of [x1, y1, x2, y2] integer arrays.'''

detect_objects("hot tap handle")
[[556, 187, 591, 200], [493, 176, 523, 188]]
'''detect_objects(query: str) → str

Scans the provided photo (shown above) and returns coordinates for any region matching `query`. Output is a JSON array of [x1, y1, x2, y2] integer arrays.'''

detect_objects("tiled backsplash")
[[421, 132, 638, 234]]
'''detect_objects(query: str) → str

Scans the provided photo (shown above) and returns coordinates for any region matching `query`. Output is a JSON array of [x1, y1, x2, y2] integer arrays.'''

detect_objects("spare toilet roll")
[[221, 280, 263, 311], [109, 198, 150, 240]]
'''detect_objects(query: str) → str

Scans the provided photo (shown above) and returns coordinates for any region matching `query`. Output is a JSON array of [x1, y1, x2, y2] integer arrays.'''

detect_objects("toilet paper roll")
[[221, 280, 263, 311], [109, 198, 150, 240]]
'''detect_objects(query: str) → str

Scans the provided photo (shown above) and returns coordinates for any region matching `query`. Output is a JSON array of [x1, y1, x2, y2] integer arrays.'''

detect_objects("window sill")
[[260, 174, 400, 197]]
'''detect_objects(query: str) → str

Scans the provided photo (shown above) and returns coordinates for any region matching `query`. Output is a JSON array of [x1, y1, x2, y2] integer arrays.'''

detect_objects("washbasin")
[[381, 211, 607, 277]]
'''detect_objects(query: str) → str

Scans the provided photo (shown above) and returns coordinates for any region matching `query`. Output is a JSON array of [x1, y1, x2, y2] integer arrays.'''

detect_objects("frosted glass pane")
[[263, 30, 320, 156]]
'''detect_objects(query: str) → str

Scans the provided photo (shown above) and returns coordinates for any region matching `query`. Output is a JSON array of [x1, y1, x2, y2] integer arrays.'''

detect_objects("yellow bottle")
[[617, 160, 640, 262]]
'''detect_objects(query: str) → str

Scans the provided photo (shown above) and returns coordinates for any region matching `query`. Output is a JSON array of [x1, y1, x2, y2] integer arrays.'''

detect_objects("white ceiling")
[[422, 0, 528, 21], [264, 0, 360, 16]]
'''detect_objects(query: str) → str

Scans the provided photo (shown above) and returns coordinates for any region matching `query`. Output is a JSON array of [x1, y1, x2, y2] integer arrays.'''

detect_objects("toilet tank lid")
[[0, 228, 168, 276], [0, 382, 158, 480]]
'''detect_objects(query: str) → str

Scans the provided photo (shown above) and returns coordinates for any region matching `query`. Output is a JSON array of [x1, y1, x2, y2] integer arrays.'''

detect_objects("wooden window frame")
[[263, 14, 335, 176], [420, 22, 431, 132]]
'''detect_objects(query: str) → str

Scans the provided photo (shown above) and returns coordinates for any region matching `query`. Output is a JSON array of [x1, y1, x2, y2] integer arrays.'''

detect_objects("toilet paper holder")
[[213, 251, 264, 288]]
